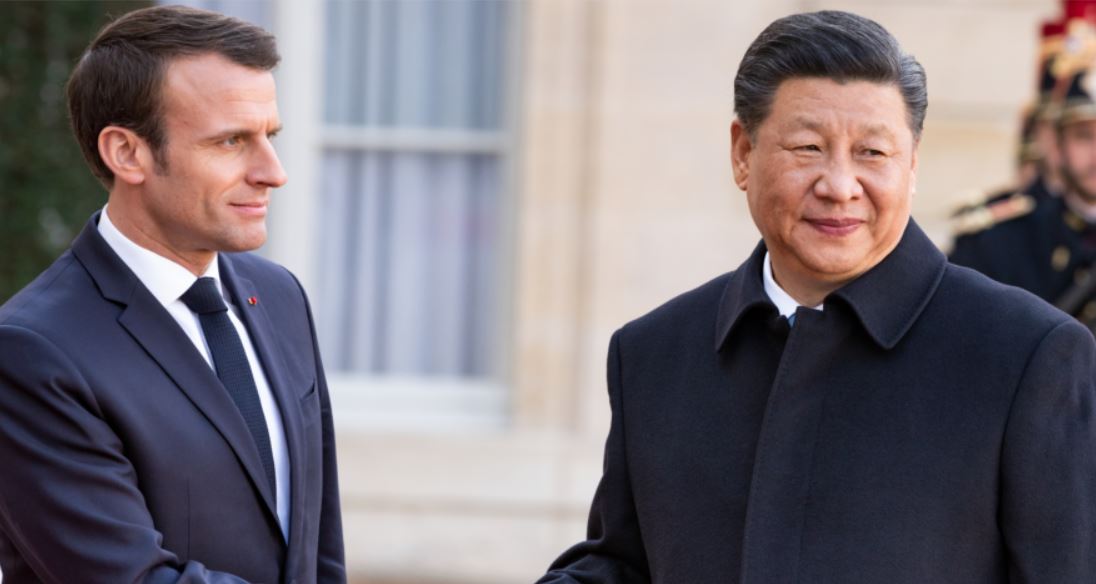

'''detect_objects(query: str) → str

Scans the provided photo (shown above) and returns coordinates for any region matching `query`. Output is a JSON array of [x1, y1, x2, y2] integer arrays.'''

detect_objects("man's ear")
[[98, 126, 152, 185], [909, 139, 919, 196], [730, 119, 752, 191]]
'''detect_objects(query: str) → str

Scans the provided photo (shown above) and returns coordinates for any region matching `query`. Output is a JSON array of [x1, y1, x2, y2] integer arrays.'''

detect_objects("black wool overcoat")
[[541, 221, 1096, 584]]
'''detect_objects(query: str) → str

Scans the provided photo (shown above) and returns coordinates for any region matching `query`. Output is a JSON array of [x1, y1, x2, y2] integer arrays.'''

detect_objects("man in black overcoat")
[[538, 10, 1096, 584]]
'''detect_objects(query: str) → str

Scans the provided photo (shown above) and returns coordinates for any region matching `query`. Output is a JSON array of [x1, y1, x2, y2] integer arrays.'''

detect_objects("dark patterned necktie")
[[181, 277, 276, 495]]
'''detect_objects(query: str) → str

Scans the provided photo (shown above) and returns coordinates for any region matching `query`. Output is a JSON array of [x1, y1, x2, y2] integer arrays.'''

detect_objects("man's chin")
[[797, 248, 888, 282], [1060, 168, 1096, 203], [1075, 184, 1096, 204], [220, 232, 267, 253], [793, 257, 860, 282]]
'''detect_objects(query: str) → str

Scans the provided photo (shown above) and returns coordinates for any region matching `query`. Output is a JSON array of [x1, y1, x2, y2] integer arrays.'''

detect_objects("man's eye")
[[797, 144, 821, 152], [222, 136, 241, 147]]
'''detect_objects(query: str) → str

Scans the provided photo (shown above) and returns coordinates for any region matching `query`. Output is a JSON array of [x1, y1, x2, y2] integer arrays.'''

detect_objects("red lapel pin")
[[248, 296, 258, 306]]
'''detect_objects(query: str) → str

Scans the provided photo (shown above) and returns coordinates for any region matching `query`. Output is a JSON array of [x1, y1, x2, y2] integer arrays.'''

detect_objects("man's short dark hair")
[[734, 11, 927, 139], [66, 5, 280, 186]]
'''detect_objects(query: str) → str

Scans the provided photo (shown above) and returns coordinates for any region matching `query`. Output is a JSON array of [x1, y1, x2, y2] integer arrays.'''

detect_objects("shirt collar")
[[97, 205, 223, 307], [715, 219, 947, 351], [762, 251, 823, 318]]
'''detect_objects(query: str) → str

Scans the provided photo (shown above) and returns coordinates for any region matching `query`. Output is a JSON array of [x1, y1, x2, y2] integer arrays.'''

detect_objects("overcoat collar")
[[715, 219, 947, 351]]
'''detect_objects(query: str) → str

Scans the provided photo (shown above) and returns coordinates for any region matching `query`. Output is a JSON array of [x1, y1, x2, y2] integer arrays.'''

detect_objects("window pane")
[[315, 151, 501, 378], [170, 0, 272, 29], [318, 0, 512, 381], [323, 0, 508, 129]]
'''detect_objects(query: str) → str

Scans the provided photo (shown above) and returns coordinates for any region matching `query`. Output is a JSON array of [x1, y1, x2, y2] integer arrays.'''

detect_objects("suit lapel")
[[71, 215, 279, 524], [219, 256, 307, 563], [117, 294, 280, 521]]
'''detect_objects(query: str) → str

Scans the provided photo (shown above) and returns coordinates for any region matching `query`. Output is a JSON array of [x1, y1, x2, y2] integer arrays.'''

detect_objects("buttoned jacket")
[[0, 213, 345, 583]]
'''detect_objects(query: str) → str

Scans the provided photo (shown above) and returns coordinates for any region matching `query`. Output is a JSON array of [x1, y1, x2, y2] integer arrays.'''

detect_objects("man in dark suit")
[[539, 11, 1096, 584], [0, 6, 344, 582]]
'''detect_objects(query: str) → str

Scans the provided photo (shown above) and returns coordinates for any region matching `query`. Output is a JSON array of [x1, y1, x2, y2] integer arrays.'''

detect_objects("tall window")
[[316, 0, 513, 381]]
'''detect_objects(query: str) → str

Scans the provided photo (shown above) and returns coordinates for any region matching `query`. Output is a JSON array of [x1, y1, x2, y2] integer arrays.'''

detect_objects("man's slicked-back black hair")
[[734, 11, 927, 139]]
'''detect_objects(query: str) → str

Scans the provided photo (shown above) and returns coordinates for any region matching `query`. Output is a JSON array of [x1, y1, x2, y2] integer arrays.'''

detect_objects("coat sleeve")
[[537, 330, 651, 584], [296, 280, 347, 583], [0, 325, 251, 583], [999, 318, 1096, 582]]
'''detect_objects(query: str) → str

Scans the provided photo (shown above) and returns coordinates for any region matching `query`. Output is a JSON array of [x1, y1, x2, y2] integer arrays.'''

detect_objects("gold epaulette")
[[951, 192, 1036, 236]]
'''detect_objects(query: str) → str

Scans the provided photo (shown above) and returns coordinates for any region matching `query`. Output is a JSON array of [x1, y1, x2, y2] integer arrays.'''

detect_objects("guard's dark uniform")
[[946, 4, 1096, 325], [949, 193, 1096, 323]]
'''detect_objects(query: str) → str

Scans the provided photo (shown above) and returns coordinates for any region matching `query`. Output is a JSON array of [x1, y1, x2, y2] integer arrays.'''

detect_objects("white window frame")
[[269, 0, 523, 431]]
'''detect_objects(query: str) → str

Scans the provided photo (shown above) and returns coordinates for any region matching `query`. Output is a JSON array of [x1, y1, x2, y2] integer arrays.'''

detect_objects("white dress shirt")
[[98, 206, 290, 541], [762, 251, 823, 319]]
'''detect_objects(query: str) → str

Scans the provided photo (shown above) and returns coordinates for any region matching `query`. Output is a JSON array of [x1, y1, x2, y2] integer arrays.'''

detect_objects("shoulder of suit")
[[221, 252, 307, 305], [0, 252, 87, 326], [950, 191, 1037, 237], [224, 252, 297, 283]]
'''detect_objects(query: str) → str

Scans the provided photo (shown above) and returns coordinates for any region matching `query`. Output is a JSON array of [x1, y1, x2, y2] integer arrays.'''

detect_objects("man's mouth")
[[805, 217, 864, 236], [230, 201, 268, 217]]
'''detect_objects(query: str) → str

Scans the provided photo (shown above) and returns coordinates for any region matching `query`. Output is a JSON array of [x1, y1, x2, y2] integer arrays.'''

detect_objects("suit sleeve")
[[296, 281, 347, 583], [537, 330, 651, 584], [999, 318, 1096, 582], [0, 325, 251, 584]]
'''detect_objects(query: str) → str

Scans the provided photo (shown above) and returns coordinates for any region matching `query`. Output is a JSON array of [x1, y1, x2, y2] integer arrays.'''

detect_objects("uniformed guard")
[[1028, 17, 1069, 199], [951, 7, 1096, 329]]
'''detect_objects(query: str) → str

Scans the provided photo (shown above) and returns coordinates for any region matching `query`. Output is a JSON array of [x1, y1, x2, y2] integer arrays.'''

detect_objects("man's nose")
[[812, 155, 864, 201], [248, 138, 288, 188]]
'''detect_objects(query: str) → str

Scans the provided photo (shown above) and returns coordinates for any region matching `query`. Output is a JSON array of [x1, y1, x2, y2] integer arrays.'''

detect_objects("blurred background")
[[0, 0, 1056, 582]]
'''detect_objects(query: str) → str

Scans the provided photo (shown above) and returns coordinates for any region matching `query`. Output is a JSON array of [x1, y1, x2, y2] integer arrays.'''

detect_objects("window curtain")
[[318, 0, 510, 378]]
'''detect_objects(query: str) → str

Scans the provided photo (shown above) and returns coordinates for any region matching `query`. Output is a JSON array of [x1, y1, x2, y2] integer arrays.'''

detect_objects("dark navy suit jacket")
[[540, 221, 1096, 583], [0, 213, 345, 583]]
